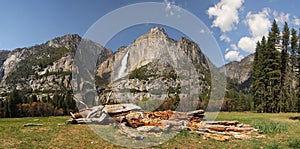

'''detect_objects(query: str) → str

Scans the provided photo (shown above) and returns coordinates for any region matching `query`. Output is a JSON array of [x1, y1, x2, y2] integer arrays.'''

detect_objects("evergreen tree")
[[288, 28, 298, 111], [253, 36, 268, 112], [7, 90, 21, 117], [291, 28, 298, 69], [280, 22, 289, 112], [253, 41, 262, 112], [264, 20, 281, 113], [296, 29, 300, 112]]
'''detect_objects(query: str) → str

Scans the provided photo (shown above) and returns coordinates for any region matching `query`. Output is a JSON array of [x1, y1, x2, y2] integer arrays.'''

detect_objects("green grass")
[[0, 112, 300, 148]]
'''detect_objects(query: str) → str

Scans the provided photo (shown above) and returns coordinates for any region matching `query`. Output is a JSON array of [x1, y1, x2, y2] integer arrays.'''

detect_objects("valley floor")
[[0, 112, 300, 148]]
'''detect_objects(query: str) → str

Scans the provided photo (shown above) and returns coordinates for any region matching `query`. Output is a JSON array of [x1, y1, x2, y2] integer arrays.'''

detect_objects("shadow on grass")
[[289, 116, 300, 120]]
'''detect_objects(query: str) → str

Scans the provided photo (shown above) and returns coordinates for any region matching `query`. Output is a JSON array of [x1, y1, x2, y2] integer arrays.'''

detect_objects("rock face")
[[220, 54, 254, 83], [0, 34, 112, 100], [95, 27, 211, 111], [0, 27, 213, 111]]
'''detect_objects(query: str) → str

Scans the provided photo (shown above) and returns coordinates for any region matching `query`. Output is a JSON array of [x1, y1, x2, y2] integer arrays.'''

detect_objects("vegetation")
[[252, 20, 300, 113], [0, 112, 299, 148], [222, 79, 253, 112], [0, 90, 77, 118], [6, 47, 70, 84]]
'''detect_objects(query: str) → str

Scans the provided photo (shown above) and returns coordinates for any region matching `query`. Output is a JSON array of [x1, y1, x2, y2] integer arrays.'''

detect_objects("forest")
[[252, 20, 300, 113], [0, 90, 77, 118]]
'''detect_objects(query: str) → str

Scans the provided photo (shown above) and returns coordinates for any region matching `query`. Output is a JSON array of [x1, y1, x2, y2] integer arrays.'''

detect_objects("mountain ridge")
[[0, 27, 244, 112]]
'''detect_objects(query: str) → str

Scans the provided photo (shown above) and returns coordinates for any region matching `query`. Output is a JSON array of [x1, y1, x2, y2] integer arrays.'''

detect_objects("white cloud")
[[245, 8, 271, 37], [238, 37, 257, 53], [237, 8, 271, 53], [293, 16, 300, 26], [230, 44, 239, 51], [273, 11, 290, 25], [225, 50, 244, 61], [207, 0, 245, 32], [220, 34, 231, 42]]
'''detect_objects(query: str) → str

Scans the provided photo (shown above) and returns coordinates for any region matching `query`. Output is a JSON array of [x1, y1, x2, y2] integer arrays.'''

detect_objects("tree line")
[[252, 20, 300, 113], [0, 90, 77, 118]]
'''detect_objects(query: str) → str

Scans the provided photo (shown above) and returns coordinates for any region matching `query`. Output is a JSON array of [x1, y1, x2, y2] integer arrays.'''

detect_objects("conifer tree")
[[280, 22, 289, 112], [253, 36, 267, 112], [289, 28, 298, 111], [296, 29, 300, 112], [265, 20, 281, 113]]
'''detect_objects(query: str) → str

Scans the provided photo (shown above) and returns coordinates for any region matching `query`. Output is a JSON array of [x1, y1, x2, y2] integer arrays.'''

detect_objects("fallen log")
[[191, 131, 231, 141], [137, 126, 162, 133], [119, 123, 144, 140], [104, 104, 141, 114], [67, 103, 265, 142]]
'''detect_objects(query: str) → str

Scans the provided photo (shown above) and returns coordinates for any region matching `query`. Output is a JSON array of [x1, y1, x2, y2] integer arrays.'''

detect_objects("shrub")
[[253, 121, 287, 135]]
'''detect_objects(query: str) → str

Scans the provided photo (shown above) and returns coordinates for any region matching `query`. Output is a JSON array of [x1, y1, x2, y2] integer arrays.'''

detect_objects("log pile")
[[66, 104, 264, 141]]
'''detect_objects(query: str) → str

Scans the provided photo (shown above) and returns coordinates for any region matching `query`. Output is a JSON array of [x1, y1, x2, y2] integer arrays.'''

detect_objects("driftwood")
[[190, 120, 264, 141], [119, 123, 144, 140], [23, 123, 43, 127], [66, 104, 141, 124], [67, 104, 264, 141]]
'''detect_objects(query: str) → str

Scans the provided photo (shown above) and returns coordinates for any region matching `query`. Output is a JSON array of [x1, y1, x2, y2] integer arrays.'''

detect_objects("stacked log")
[[191, 121, 264, 141], [66, 104, 264, 141]]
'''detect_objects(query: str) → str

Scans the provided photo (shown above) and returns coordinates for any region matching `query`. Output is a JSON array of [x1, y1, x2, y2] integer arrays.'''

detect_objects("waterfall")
[[117, 50, 129, 80]]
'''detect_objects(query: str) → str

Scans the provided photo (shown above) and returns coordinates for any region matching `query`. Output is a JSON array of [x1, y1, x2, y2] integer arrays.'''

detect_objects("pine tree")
[[280, 22, 289, 112], [296, 29, 300, 112], [289, 28, 298, 111], [253, 37, 268, 112], [7, 90, 21, 117], [265, 20, 281, 113], [253, 41, 263, 112], [252, 41, 261, 111]]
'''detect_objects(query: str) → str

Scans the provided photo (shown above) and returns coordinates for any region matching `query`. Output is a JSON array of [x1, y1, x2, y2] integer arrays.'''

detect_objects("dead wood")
[[67, 103, 264, 141], [119, 123, 144, 140]]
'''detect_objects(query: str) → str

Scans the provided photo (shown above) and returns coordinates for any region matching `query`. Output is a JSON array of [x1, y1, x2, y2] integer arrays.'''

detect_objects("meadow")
[[1, 112, 300, 148]]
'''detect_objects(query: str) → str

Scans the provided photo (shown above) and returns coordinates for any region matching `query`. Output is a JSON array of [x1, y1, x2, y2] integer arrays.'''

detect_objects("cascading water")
[[116, 50, 129, 80]]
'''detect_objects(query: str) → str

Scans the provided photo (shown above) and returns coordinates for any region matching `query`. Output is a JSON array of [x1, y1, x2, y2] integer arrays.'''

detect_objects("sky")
[[1, 0, 300, 65]]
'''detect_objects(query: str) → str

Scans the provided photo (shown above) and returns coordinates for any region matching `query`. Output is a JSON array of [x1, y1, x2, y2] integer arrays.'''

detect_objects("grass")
[[0, 112, 300, 148]]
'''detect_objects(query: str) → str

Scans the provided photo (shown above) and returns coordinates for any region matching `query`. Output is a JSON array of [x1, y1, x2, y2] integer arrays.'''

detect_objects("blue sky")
[[1, 0, 300, 65]]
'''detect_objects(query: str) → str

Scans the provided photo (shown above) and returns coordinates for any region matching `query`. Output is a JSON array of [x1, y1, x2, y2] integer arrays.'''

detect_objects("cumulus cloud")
[[207, 0, 245, 32], [273, 11, 290, 25], [238, 37, 257, 53], [245, 8, 271, 37], [237, 8, 271, 53], [220, 34, 231, 42], [225, 50, 244, 61], [225, 44, 243, 61]]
